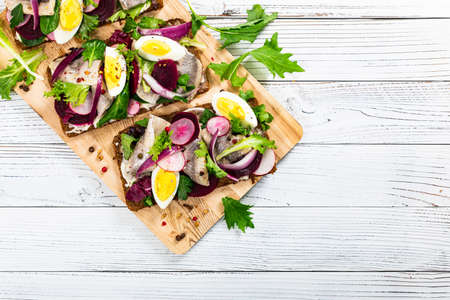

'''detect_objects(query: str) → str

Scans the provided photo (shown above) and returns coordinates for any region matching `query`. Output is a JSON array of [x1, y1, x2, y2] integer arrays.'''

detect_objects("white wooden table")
[[1, 0, 450, 298]]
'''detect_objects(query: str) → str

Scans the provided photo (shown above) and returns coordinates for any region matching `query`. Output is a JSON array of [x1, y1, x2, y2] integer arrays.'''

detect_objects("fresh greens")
[[123, 16, 140, 40], [40, 0, 60, 34], [121, 133, 139, 160], [194, 140, 208, 158], [148, 130, 172, 161], [217, 134, 276, 160], [84, 0, 98, 8], [179, 36, 206, 50], [0, 48, 46, 100], [222, 196, 254, 233], [9, 4, 24, 29], [78, 14, 99, 40], [19, 36, 46, 47], [206, 155, 227, 178], [186, 0, 206, 37], [177, 74, 195, 92], [44, 81, 90, 107], [239, 90, 255, 101], [81, 39, 106, 67], [97, 81, 130, 127], [230, 114, 251, 135], [253, 104, 273, 131], [109, 0, 153, 22], [144, 195, 154, 206], [138, 16, 166, 29], [199, 108, 215, 128], [177, 174, 194, 200], [135, 118, 149, 127], [208, 53, 247, 87]]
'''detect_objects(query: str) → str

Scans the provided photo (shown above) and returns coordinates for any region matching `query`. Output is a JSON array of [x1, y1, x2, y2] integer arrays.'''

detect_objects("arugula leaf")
[[148, 130, 172, 161], [186, 0, 206, 36], [206, 155, 227, 178], [246, 4, 265, 21], [135, 118, 149, 127], [138, 16, 166, 29], [239, 90, 255, 101], [123, 16, 140, 40], [78, 14, 99, 40], [97, 81, 130, 127], [194, 140, 208, 158], [179, 36, 206, 50], [199, 108, 215, 128], [222, 196, 254, 233], [177, 174, 194, 200], [10, 4, 24, 29], [109, 10, 127, 22], [216, 134, 276, 160], [40, 0, 60, 34], [81, 39, 106, 67], [230, 114, 251, 135], [253, 104, 273, 131], [44, 81, 90, 107], [121, 133, 139, 160], [0, 48, 46, 100], [208, 33, 303, 87]]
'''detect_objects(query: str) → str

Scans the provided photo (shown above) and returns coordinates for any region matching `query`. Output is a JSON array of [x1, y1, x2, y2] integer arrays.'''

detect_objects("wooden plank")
[[2, 272, 450, 299], [1, 207, 450, 271], [0, 0, 303, 254], [1, 144, 450, 207], [2, 82, 450, 144]]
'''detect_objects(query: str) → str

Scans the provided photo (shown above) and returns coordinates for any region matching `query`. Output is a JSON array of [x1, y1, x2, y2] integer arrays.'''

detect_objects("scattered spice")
[[211, 57, 215, 61], [97, 150, 103, 161], [88, 146, 95, 153], [162, 221, 167, 226], [203, 209, 209, 215], [183, 203, 194, 210], [101, 166, 108, 173], [194, 221, 200, 227], [162, 213, 167, 219], [138, 153, 144, 159], [175, 233, 186, 241], [192, 216, 198, 221], [176, 212, 182, 219], [19, 84, 29, 92], [84, 70, 90, 75], [165, 126, 171, 132]]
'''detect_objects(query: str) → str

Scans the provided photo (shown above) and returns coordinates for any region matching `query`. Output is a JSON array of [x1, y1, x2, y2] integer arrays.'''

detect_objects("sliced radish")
[[220, 150, 258, 171], [253, 149, 276, 176], [127, 99, 140, 116], [136, 146, 181, 176], [157, 151, 186, 172], [47, 32, 55, 41], [69, 92, 94, 115], [170, 118, 195, 146], [207, 116, 230, 137]]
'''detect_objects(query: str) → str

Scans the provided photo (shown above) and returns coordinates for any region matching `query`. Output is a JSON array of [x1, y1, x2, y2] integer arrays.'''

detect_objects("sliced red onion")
[[142, 73, 193, 100], [47, 32, 55, 40], [51, 48, 84, 83], [209, 129, 238, 182], [136, 145, 182, 176], [188, 175, 219, 197], [130, 59, 139, 95], [15, 14, 43, 40], [127, 99, 140, 116], [138, 22, 192, 41], [157, 151, 186, 172], [30, 0, 39, 30], [86, 0, 116, 22], [69, 91, 94, 115], [219, 150, 258, 171], [207, 116, 230, 137]]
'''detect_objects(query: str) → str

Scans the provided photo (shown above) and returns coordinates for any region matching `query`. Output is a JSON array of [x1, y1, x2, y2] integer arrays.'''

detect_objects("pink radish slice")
[[157, 151, 186, 172], [170, 118, 195, 146], [136, 146, 182, 176], [220, 149, 258, 171], [47, 32, 55, 41], [69, 92, 94, 115], [127, 99, 140, 116], [253, 149, 276, 176], [6, 9, 11, 22], [207, 116, 230, 137]]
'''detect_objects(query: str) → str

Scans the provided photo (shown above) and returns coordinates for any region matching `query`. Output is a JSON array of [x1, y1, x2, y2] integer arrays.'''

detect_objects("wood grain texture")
[[2, 272, 450, 299], [1, 207, 450, 271]]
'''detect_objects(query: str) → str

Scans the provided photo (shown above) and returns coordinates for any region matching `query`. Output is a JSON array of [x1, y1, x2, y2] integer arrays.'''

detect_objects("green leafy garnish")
[[84, 0, 98, 8], [177, 174, 194, 200], [44, 81, 90, 107], [222, 196, 254, 233], [0, 48, 46, 100], [81, 39, 106, 67], [179, 36, 206, 50], [209, 33, 304, 87], [206, 155, 227, 178], [138, 16, 166, 29], [109, 0, 153, 21], [199, 108, 215, 128], [123, 16, 141, 40], [97, 81, 130, 127], [253, 104, 273, 131], [144, 195, 154, 206], [135, 118, 149, 127], [9, 4, 24, 29], [239, 90, 255, 101], [148, 130, 172, 161], [78, 13, 99, 40], [230, 114, 251, 135], [19, 36, 46, 47], [177, 74, 195, 92], [121, 133, 139, 160], [194, 140, 208, 158], [217, 134, 276, 160], [40, 0, 60, 34], [186, 0, 206, 37], [109, 10, 127, 22]]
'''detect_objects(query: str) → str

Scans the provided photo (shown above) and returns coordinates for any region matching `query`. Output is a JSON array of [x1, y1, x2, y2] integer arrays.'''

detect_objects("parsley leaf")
[[199, 108, 215, 128], [148, 130, 172, 161], [206, 155, 227, 178], [40, 0, 60, 34], [194, 140, 208, 158], [81, 39, 106, 67], [177, 174, 194, 200], [123, 16, 141, 40], [44, 81, 90, 107], [209, 33, 303, 87], [0, 48, 46, 100], [216, 134, 276, 160], [239, 90, 255, 101], [97, 80, 130, 127], [78, 14, 99, 40], [253, 104, 273, 131], [230, 114, 251, 135], [144, 195, 154, 207], [10, 4, 24, 29], [121, 133, 139, 160], [222, 196, 254, 233], [138, 16, 166, 29]]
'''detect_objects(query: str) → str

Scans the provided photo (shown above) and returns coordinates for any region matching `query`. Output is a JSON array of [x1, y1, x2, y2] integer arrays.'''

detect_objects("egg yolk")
[[104, 55, 122, 89], [154, 169, 177, 202], [59, 0, 82, 31], [217, 97, 246, 120], [142, 40, 171, 57]]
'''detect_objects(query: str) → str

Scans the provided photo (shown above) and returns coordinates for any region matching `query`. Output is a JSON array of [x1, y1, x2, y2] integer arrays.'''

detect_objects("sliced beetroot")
[[170, 118, 195, 146], [171, 112, 200, 145], [207, 116, 230, 137], [108, 30, 132, 48], [188, 175, 219, 197], [30, 0, 39, 30], [130, 59, 140, 95], [226, 152, 263, 179], [253, 149, 276, 176], [15, 14, 43, 40], [151, 59, 178, 91], [86, 0, 116, 22], [126, 176, 152, 203], [157, 151, 186, 172]]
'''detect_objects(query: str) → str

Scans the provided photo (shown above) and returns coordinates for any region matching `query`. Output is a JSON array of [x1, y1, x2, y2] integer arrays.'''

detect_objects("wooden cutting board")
[[0, 0, 303, 254]]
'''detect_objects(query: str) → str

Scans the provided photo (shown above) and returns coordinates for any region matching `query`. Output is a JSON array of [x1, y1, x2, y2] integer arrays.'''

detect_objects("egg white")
[[53, 0, 83, 44], [212, 91, 258, 129], [151, 166, 180, 209], [134, 35, 186, 62], [104, 46, 127, 97]]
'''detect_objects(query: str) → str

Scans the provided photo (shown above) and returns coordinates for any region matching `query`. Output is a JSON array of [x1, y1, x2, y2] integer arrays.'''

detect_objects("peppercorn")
[[89, 146, 95, 153], [175, 233, 186, 241], [138, 153, 144, 159], [101, 166, 108, 173]]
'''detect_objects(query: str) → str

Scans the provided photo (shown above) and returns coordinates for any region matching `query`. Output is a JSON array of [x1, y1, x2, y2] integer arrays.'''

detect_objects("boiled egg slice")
[[212, 91, 258, 129], [53, 0, 83, 44], [151, 166, 179, 209], [104, 46, 127, 97], [134, 36, 186, 62]]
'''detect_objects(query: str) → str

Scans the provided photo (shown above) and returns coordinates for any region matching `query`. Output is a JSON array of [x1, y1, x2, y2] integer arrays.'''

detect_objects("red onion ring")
[[30, 0, 39, 30], [138, 22, 192, 41], [51, 48, 84, 83], [136, 145, 182, 176], [219, 149, 258, 171], [142, 73, 194, 100]]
